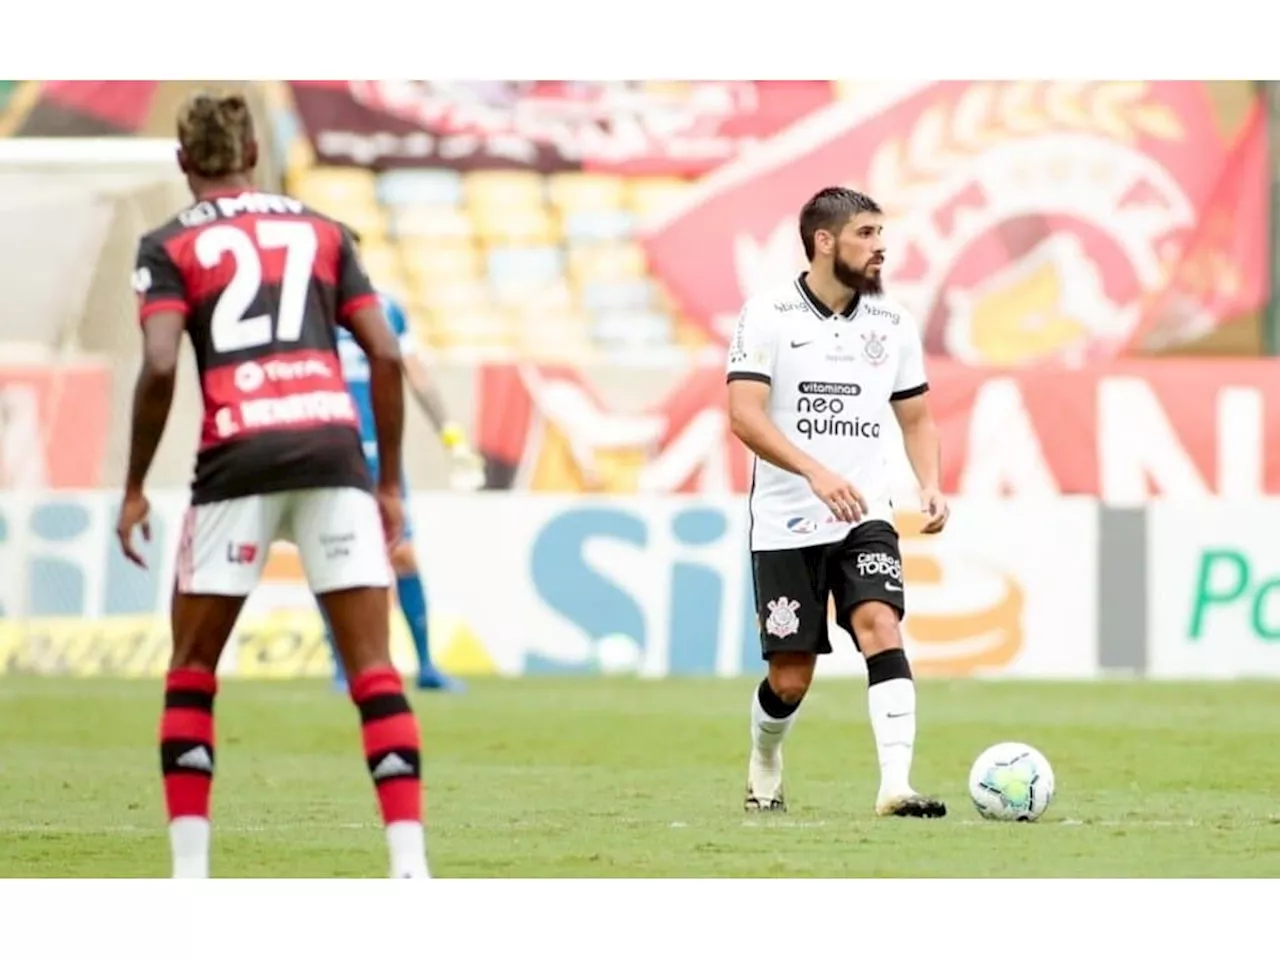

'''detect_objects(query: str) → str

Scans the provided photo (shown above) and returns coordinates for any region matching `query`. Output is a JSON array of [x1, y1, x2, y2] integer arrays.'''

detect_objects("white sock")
[[387, 821, 431, 878], [867, 677, 916, 799], [751, 681, 798, 757], [170, 816, 211, 879]]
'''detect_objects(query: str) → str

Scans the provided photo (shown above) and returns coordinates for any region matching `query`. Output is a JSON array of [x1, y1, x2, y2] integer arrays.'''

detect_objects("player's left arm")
[[889, 316, 947, 534], [118, 238, 187, 566], [390, 297, 483, 489], [390, 299, 461, 444]]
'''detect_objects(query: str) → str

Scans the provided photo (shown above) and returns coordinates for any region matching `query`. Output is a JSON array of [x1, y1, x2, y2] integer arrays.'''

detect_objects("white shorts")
[[175, 487, 393, 597]]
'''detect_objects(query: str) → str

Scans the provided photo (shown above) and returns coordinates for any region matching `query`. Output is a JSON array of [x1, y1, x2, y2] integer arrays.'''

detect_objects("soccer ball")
[[968, 742, 1055, 822]]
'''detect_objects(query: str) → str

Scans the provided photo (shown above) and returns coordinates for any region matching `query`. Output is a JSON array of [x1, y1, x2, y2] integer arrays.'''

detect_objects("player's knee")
[[389, 541, 416, 576], [168, 645, 219, 674], [851, 601, 902, 656], [767, 656, 816, 704]]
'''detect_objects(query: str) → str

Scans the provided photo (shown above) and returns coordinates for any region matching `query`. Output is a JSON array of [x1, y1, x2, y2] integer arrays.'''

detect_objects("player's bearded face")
[[832, 250, 884, 295], [831, 215, 886, 295]]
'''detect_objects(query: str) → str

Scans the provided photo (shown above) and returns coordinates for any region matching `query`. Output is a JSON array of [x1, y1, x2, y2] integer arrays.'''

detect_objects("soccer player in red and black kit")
[[115, 92, 430, 878]]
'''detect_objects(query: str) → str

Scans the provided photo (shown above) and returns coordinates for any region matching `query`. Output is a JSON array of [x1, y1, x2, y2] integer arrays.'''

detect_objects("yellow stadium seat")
[[284, 144, 315, 187], [350, 205, 392, 243], [470, 205, 560, 246], [392, 205, 474, 242], [428, 306, 519, 356], [492, 278, 576, 311], [673, 318, 712, 350], [515, 330, 596, 364], [566, 241, 648, 284], [624, 176, 693, 219], [640, 80, 695, 99], [546, 172, 627, 212], [414, 278, 493, 313], [463, 170, 546, 212], [400, 240, 484, 282], [356, 243, 404, 288], [290, 166, 378, 209]]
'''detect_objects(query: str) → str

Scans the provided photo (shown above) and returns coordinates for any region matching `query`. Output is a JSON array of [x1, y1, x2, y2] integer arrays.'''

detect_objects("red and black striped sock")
[[351, 666, 423, 826], [159, 667, 217, 821]]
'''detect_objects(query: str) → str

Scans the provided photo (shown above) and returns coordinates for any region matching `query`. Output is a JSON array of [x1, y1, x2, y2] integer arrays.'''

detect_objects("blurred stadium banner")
[[640, 80, 1267, 365], [0, 491, 1101, 681], [472, 359, 1280, 502], [11, 489, 1280, 681], [1123, 97, 1268, 353], [283, 81, 838, 176], [0, 362, 111, 488]]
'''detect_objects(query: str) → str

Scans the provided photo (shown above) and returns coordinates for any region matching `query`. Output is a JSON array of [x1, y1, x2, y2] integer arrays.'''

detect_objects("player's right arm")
[[117, 235, 188, 567], [335, 227, 405, 495], [725, 301, 866, 522]]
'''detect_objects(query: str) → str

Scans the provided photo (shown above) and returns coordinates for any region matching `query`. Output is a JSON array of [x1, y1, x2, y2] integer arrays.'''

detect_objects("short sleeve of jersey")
[[133, 234, 189, 324], [725, 300, 777, 385], [379, 291, 417, 357], [336, 225, 379, 325], [891, 311, 929, 401]]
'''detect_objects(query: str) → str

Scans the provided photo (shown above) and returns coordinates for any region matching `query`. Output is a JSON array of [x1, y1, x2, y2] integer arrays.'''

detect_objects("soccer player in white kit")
[[726, 186, 950, 818]]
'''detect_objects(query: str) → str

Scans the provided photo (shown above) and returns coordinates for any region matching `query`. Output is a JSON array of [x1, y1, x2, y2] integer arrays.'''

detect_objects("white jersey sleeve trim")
[[725, 297, 778, 384]]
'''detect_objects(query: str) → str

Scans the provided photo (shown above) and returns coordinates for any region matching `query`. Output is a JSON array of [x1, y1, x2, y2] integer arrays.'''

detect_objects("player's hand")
[[806, 465, 867, 523], [115, 489, 152, 569], [919, 487, 950, 534], [375, 485, 405, 548], [448, 443, 485, 492]]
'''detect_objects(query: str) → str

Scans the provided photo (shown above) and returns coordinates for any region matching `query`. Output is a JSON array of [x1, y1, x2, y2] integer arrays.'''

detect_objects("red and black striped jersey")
[[133, 188, 375, 505]]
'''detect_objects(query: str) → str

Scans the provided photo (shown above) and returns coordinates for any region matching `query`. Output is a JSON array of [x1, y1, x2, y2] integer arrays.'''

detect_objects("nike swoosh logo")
[[886, 712, 912, 719], [884, 582, 902, 592], [790, 340, 812, 348]]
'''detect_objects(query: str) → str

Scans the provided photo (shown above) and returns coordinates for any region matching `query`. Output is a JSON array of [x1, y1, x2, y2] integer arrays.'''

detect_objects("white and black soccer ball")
[[968, 742, 1055, 822]]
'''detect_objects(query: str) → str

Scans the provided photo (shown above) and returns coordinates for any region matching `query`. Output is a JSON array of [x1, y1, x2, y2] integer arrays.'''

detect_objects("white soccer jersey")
[[726, 273, 929, 552]]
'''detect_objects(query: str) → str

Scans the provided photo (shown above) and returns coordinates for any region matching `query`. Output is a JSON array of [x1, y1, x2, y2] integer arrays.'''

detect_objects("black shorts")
[[750, 520, 905, 659]]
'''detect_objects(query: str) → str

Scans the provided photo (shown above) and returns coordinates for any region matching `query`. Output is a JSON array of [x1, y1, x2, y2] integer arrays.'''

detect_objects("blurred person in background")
[[324, 231, 483, 694]]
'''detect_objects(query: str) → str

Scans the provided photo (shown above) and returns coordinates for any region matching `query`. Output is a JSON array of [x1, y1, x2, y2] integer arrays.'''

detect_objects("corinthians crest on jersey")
[[726, 273, 928, 552]]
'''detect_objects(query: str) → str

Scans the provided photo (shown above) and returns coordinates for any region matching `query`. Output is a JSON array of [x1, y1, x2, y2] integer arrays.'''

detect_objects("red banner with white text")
[[476, 359, 1280, 503], [641, 81, 1265, 366], [0, 363, 112, 490], [286, 80, 836, 175]]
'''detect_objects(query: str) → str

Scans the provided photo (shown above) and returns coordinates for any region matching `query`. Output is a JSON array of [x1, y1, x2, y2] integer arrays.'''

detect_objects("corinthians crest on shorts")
[[765, 597, 801, 638]]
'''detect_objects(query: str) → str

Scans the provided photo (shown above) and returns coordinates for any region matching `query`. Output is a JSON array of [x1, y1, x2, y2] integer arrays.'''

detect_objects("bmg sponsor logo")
[[795, 381, 879, 440]]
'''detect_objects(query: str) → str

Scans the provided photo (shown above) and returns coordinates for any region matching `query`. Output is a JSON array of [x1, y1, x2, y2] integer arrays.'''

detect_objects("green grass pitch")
[[2, 676, 1278, 877]]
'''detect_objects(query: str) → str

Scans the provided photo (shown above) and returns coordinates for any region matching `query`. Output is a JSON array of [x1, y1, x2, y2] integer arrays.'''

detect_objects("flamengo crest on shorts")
[[765, 596, 801, 638]]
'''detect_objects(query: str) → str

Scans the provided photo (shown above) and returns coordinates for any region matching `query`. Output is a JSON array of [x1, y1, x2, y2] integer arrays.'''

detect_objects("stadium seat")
[[334, 203, 390, 243], [497, 279, 577, 313], [673, 317, 712, 351], [546, 172, 627, 212], [470, 205, 560, 246], [400, 240, 485, 283], [566, 241, 648, 285], [429, 306, 518, 355], [391, 205, 474, 242], [579, 278, 655, 313], [512, 312, 597, 363], [357, 242, 407, 294], [290, 166, 378, 211], [562, 209, 635, 243], [592, 308, 674, 348], [623, 176, 693, 220], [377, 168, 465, 208], [486, 245, 565, 291], [415, 278, 493, 313], [463, 170, 546, 212]]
